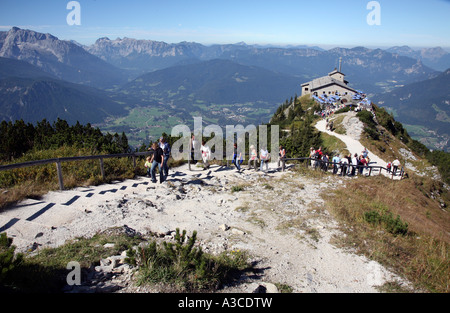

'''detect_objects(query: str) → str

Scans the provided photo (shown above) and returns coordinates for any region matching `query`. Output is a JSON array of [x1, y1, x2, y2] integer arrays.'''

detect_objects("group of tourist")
[[144, 135, 288, 183], [232, 143, 272, 172], [309, 146, 373, 177], [144, 134, 403, 183]]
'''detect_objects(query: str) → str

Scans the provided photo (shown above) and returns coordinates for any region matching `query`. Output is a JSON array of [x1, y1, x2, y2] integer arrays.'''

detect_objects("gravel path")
[[2, 160, 405, 292]]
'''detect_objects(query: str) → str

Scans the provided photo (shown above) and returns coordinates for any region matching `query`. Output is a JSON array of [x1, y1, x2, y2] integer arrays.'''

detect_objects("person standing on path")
[[260, 146, 269, 171], [150, 142, 164, 183], [392, 159, 401, 175], [332, 154, 340, 175], [278, 145, 286, 169], [159, 136, 170, 179], [232, 143, 242, 172], [249, 145, 258, 170]]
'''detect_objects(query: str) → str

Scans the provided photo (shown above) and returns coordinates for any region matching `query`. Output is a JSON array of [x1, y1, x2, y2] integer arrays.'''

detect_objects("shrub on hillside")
[[0, 233, 24, 285]]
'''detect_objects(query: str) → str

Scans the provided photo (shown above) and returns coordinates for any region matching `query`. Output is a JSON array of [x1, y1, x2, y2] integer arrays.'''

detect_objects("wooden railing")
[[0, 151, 153, 191]]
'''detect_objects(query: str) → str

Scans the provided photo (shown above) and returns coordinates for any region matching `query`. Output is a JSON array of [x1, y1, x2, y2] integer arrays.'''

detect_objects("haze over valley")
[[0, 27, 448, 150]]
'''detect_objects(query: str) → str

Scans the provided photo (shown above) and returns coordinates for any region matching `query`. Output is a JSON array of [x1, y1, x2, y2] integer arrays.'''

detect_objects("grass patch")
[[231, 185, 246, 193], [0, 227, 143, 292], [323, 175, 449, 293], [330, 114, 347, 135]]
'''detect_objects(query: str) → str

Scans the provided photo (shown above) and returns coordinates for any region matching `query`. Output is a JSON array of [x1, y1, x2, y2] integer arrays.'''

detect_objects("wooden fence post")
[[99, 158, 105, 180], [55, 160, 64, 191]]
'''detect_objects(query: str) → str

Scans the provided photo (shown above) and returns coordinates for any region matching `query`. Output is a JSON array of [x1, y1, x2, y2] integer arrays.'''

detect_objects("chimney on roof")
[[339, 57, 342, 72]]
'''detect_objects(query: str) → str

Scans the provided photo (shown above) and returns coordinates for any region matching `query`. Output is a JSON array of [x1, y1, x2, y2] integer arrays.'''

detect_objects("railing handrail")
[[0, 151, 154, 190], [0, 151, 153, 172]]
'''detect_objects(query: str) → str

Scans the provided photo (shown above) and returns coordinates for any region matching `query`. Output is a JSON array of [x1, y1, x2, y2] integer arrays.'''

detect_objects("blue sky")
[[0, 0, 449, 49]]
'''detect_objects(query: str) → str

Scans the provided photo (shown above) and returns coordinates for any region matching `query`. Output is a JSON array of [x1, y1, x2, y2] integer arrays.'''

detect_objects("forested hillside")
[[0, 118, 130, 162]]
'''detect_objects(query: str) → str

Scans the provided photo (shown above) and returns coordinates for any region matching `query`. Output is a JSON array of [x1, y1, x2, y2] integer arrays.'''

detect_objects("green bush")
[[364, 209, 409, 236], [0, 233, 24, 284], [127, 229, 249, 291]]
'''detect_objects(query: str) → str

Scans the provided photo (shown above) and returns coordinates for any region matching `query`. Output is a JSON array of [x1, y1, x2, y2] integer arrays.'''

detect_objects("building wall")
[[302, 83, 355, 97], [329, 72, 344, 82]]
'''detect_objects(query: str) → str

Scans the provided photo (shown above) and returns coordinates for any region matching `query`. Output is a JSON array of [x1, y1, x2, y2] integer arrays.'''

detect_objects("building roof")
[[328, 69, 345, 76], [302, 75, 356, 93]]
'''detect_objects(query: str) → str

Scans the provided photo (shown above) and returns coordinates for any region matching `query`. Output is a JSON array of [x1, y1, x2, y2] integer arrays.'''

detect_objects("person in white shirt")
[[201, 140, 211, 170], [392, 159, 401, 174], [340, 155, 349, 176], [260, 147, 269, 171], [351, 153, 358, 176]]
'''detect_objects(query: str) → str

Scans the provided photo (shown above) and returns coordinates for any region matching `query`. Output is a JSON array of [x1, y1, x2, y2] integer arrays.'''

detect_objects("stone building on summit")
[[300, 64, 357, 98]]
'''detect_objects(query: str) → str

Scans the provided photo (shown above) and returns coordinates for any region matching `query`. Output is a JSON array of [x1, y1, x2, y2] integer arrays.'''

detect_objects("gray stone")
[[231, 228, 245, 235]]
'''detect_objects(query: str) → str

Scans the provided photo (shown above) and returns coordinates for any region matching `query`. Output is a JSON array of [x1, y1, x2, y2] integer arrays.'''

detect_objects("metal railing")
[[0, 151, 153, 191]]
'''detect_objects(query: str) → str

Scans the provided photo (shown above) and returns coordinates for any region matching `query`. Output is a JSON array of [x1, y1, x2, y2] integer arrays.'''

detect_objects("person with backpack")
[[387, 162, 392, 173], [159, 136, 171, 179]]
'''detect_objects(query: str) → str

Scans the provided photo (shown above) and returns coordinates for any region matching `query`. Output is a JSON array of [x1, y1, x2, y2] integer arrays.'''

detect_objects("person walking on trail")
[[314, 147, 322, 170], [150, 142, 164, 184], [190, 134, 200, 164], [351, 153, 358, 176], [144, 156, 152, 177], [260, 146, 270, 171], [309, 147, 316, 168], [201, 140, 211, 170], [340, 154, 348, 176], [362, 147, 368, 159], [248, 144, 258, 170], [322, 154, 329, 172], [332, 154, 340, 175], [278, 145, 286, 168], [392, 159, 401, 175], [159, 136, 170, 179], [232, 143, 242, 172]]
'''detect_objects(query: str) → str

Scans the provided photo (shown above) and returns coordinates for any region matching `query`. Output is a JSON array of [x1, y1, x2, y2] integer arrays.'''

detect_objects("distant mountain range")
[[87, 36, 439, 95], [386, 46, 450, 72], [0, 27, 129, 89], [0, 57, 127, 125], [0, 27, 449, 148], [373, 69, 450, 151]]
